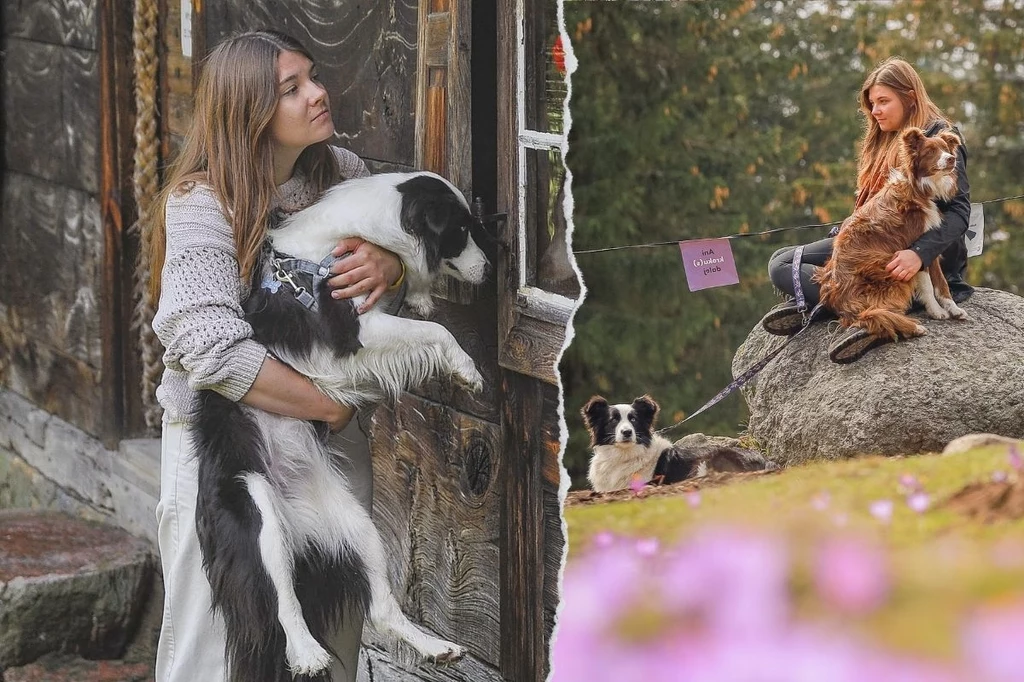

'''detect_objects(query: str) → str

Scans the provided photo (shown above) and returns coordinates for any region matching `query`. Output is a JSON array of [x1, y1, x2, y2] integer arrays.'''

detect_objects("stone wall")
[[0, 389, 159, 545], [0, 0, 109, 438]]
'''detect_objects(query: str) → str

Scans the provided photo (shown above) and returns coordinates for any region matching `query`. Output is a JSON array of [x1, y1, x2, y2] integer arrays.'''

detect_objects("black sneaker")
[[761, 303, 834, 336], [760, 303, 806, 336], [827, 327, 894, 364], [947, 277, 974, 304]]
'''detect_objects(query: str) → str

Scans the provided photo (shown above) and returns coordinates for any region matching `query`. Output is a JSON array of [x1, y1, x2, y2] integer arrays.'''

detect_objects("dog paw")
[[453, 365, 484, 393], [925, 307, 950, 320], [912, 324, 927, 337], [937, 298, 968, 320], [286, 637, 333, 676], [421, 639, 466, 665], [405, 292, 435, 318], [448, 350, 483, 393]]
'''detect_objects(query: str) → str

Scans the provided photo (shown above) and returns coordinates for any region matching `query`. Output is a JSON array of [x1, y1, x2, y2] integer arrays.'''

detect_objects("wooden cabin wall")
[[0, 1, 106, 438], [205, 1, 419, 169]]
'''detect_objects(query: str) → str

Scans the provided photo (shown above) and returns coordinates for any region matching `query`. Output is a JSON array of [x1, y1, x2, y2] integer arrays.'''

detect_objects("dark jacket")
[[909, 120, 973, 300]]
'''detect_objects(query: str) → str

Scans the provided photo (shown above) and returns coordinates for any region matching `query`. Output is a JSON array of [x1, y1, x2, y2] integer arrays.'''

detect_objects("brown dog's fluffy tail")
[[855, 308, 922, 340]]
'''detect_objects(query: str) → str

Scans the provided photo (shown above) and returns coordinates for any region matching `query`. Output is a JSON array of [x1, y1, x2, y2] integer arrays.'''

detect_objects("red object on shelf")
[[553, 34, 566, 75]]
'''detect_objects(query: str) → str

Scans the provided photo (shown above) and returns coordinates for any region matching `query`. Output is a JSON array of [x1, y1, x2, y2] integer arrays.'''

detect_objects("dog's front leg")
[[927, 261, 968, 320], [244, 473, 333, 676], [357, 312, 483, 393], [913, 270, 950, 320]]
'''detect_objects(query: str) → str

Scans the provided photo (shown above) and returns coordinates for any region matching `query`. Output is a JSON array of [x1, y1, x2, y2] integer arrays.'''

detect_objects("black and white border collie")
[[581, 395, 692, 493], [194, 172, 486, 681], [581, 395, 773, 493]]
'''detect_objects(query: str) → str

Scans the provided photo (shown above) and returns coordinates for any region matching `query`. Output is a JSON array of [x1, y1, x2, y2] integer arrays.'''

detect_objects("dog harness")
[[261, 253, 345, 312]]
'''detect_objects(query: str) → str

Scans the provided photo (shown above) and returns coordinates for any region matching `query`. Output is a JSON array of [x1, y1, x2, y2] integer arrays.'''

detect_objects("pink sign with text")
[[679, 238, 739, 291]]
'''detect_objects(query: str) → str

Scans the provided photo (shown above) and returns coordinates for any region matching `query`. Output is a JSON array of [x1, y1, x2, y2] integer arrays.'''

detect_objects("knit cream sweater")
[[153, 146, 376, 423]]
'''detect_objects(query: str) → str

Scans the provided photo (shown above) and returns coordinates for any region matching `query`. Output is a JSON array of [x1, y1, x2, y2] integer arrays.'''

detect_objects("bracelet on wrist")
[[388, 260, 406, 291]]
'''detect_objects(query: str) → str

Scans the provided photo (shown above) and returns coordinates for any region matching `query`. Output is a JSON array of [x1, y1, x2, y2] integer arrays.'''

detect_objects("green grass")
[[564, 446, 1024, 658]]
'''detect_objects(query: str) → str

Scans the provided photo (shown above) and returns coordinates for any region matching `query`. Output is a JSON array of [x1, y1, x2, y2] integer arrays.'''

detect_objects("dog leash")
[[655, 249, 824, 436], [655, 304, 823, 435]]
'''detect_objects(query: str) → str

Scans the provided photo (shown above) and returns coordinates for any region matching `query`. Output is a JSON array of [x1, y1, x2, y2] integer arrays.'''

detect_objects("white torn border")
[[548, 0, 583, 679]]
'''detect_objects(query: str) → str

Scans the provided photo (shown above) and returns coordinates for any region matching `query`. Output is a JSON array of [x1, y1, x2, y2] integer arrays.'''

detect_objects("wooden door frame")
[[99, 0, 138, 445], [496, 1, 568, 679]]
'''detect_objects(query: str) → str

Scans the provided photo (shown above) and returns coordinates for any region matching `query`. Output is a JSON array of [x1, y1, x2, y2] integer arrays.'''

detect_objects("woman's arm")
[[154, 186, 353, 430], [241, 357, 353, 431]]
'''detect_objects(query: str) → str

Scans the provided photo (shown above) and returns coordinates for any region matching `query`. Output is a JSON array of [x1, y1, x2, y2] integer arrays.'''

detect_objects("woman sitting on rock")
[[760, 56, 972, 364]]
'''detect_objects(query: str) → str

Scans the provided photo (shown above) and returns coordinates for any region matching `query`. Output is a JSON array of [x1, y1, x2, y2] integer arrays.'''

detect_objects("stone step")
[[2, 653, 152, 682], [0, 510, 154, 671]]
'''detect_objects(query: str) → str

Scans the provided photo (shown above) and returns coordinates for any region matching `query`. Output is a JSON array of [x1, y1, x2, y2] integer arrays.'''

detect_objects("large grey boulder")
[[733, 287, 1024, 466], [0, 510, 153, 668]]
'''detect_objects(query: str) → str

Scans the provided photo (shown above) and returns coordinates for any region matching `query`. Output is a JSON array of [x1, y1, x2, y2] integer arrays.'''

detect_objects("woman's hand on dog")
[[886, 249, 923, 282], [329, 237, 404, 313]]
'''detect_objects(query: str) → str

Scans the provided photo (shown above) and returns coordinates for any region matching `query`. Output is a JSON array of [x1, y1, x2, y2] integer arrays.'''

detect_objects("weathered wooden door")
[[356, 2, 510, 680], [496, 0, 577, 680]]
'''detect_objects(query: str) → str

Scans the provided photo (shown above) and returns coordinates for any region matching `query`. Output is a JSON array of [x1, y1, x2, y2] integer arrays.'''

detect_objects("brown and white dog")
[[816, 127, 967, 340]]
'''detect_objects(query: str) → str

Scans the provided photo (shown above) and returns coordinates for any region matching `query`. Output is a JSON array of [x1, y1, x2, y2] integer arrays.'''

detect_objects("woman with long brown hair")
[[148, 30, 405, 681], [761, 56, 972, 363]]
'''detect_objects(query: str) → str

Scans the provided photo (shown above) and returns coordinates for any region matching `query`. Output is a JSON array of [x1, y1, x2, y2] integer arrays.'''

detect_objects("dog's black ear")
[[581, 396, 608, 428], [631, 395, 659, 425], [423, 196, 458, 236]]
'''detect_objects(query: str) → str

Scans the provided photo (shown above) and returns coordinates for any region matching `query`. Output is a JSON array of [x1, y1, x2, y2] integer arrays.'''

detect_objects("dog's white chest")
[[588, 445, 659, 492]]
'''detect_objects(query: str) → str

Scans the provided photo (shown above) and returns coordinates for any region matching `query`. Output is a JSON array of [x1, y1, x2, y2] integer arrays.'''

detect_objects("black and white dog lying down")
[[581, 395, 772, 493], [194, 172, 487, 681]]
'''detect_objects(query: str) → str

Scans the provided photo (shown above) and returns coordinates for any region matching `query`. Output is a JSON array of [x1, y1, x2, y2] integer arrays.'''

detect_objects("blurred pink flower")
[[870, 499, 894, 524], [992, 470, 1008, 484], [962, 598, 1024, 682], [1008, 445, 1022, 472], [558, 543, 646, 632], [676, 528, 790, 635], [814, 536, 890, 614], [553, 526, 1013, 682], [899, 473, 921, 492], [685, 490, 702, 508], [907, 491, 930, 514], [811, 491, 831, 511], [990, 539, 1024, 569], [630, 474, 647, 494], [635, 537, 660, 556]]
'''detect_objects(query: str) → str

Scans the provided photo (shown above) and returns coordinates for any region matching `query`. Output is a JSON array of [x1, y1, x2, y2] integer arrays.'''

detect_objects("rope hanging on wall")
[[130, 0, 164, 431]]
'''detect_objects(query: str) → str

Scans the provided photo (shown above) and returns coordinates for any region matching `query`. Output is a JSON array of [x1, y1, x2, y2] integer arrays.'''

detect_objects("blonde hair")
[[146, 30, 341, 304], [855, 57, 949, 205]]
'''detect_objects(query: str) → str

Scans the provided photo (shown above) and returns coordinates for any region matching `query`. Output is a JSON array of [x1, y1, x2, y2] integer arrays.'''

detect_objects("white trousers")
[[155, 412, 375, 682]]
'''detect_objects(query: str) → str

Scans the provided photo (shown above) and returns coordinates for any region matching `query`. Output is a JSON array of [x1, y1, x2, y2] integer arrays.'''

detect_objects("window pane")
[[525, 147, 579, 299], [524, 0, 566, 135]]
